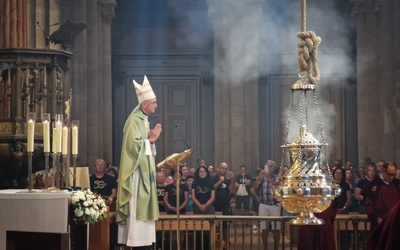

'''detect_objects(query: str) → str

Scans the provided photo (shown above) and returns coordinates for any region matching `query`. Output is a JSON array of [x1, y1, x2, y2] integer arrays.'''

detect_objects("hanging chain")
[[304, 90, 309, 128], [313, 90, 331, 177], [298, 91, 304, 136], [280, 91, 294, 179], [296, 90, 305, 170]]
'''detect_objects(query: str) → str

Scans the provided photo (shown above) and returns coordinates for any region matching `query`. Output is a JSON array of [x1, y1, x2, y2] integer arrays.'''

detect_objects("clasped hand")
[[148, 123, 162, 143]]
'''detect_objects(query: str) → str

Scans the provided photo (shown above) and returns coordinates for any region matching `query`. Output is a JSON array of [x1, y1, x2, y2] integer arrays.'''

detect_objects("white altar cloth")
[[0, 189, 70, 250]]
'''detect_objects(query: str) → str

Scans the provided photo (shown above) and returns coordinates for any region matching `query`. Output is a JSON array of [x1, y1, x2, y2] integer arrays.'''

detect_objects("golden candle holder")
[[27, 113, 36, 192], [42, 113, 51, 189], [71, 120, 79, 189], [53, 114, 63, 189]]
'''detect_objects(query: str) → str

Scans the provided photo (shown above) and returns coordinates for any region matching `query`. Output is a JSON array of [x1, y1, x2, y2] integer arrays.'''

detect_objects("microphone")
[[36, 22, 59, 48], [36, 22, 59, 33], [175, 125, 191, 149]]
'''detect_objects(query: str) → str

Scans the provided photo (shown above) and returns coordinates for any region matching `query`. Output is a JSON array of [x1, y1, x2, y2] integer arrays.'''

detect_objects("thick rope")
[[297, 31, 321, 84], [301, 0, 306, 32], [297, 0, 321, 84]]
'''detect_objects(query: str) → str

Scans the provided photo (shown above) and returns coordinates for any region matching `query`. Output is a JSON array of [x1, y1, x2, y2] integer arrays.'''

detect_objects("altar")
[[0, 189, 70, 250]]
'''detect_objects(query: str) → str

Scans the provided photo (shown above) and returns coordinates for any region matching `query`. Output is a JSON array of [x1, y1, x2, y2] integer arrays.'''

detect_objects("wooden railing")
[[99, 213, 370, 250], [334, 214, 370, 250]]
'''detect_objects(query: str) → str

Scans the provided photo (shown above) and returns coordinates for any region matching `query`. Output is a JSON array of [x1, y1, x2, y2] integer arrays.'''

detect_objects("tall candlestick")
[[42, 113, 50, 153], [27, 113, 36, 152], [28, 152, 33, 191], [43, 65, 47, 87], [27, 113, 36, 192], [44, 152, 50, 189], [26, 65, 29, 84], [62, 125, 69, 155]]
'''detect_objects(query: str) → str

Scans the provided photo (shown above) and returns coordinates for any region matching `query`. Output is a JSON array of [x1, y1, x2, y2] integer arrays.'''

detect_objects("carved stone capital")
[[100, 0, 117, 24]]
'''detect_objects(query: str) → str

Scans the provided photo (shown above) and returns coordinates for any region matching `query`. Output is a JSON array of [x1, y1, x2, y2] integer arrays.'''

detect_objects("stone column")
[[86, 0, 100, 165], [208, 0, 263, 170], [66, 0, 88, 165], [0, 0, 27, 48], [100, 0, 117, 162], [352, 0, 368, 163], [394, 0, 400, 162], [353, 0, 381, 162], [378, 0, 395, 161]]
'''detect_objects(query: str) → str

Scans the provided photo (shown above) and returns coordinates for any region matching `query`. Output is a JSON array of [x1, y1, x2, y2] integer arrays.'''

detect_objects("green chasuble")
[[116, 106, 159, 224]]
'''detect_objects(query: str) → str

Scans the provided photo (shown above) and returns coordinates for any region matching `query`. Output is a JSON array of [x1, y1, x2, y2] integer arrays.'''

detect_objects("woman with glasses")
[[191, 166, 215, 214], [191, 166, 215, 250], [333, 168, 351, 214]]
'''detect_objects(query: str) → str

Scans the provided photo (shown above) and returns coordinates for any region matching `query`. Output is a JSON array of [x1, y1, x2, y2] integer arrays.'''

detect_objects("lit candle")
[[62, 126, 69, 155], [54, 120, 63, 153], [72, 125, 78, 155], [42, 113, 50, 153], [52, 127, 58, 153], [27, 119, 35, 152], [43, 121, 50, 152]]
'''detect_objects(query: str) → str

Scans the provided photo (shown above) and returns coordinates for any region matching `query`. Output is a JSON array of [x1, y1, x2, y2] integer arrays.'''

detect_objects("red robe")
[[366, 200, 400, 250], [363, 176, 400, 231], [297, 203, 337, 250]]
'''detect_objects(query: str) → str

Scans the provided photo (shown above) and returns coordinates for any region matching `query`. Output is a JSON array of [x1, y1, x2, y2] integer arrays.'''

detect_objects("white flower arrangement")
[[69, 189, 108, 224]]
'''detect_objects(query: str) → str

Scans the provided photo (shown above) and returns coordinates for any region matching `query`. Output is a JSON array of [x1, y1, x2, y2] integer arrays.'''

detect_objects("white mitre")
[[133, 75, 156, 104]]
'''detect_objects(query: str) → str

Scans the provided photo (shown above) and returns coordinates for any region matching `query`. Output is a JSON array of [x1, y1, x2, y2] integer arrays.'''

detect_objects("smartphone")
[[264, 164, 269, 174]]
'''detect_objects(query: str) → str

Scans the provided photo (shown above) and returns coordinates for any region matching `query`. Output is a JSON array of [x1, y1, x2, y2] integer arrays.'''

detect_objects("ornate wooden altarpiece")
[[0, 48, 72, 188]]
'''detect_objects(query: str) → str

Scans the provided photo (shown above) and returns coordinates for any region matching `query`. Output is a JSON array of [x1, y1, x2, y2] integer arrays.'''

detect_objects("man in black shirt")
[[234, 165, 252, 215], [90, 159, 117, 205], [156, 171, 166, 212], [212, 162, 235, 248], [212, 162, 236, 214]]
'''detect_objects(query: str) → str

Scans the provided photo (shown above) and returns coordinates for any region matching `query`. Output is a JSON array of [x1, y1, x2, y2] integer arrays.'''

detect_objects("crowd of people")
[[298, 158, 400, 250], [87, 156, 400, 250], [155, 160, 236, 217]]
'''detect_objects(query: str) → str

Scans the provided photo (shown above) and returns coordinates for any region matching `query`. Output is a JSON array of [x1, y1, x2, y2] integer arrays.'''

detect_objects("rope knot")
[[297, 31, 321, 84]]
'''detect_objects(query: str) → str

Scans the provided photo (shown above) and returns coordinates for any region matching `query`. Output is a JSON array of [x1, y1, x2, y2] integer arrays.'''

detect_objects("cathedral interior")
[[0, 0, 399, 188]]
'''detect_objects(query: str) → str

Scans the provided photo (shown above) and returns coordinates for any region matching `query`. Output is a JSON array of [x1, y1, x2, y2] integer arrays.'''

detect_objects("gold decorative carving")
[[0, 122, 13, 135], [15, 122, 23, 134]]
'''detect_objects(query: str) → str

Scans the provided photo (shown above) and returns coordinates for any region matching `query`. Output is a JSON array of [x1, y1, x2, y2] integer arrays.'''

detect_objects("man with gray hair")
[[116, 76, 162, 249], [89, 159, 117, 205]]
